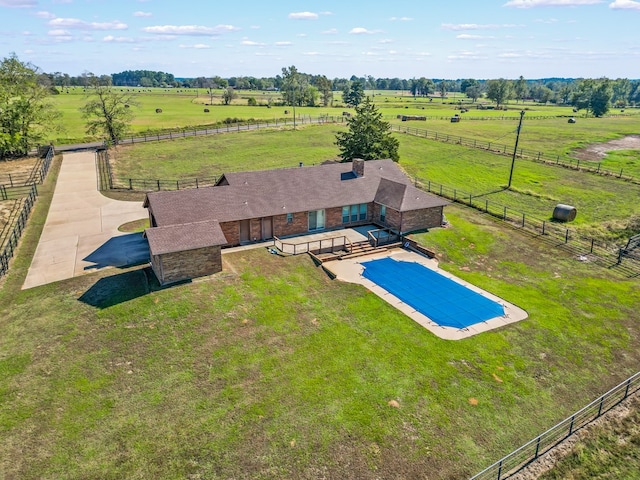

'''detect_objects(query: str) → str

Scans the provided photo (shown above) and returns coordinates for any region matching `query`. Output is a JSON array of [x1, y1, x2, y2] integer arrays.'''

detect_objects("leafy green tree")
[[335, 97, 399, 162], [222, 86, 237, 105], [314, 75, 333, 106], [438, 80, 448, 102], [465, 85, 482, 103], [570, 78, 612, 117], [80, 76, 138, 145], [485, 78, 513, 107], [514, 76, 528, 103], [0, 53, 60, 158], [343, 80, 365, 108]]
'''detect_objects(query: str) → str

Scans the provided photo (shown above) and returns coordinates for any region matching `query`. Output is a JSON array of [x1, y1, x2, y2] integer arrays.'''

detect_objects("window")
[[286, 212, 293, 224], [342, 203, 368, 224], [380, 205, 386, 223], [359, 203, 367, 220], [308, 209, 325, 231]]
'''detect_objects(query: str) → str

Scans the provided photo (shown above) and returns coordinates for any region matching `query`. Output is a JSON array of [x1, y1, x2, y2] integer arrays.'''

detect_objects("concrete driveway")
[[23, 151, 149, 289]]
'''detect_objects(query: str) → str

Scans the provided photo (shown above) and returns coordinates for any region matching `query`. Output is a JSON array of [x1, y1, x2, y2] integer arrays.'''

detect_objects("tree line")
[[2, 52, 640, 158]]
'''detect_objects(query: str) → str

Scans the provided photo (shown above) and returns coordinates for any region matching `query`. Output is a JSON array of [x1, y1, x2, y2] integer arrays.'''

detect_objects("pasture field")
[[111, 124, 640, 243], [47, 86, 616, 145], [1, 158, 639, 478]]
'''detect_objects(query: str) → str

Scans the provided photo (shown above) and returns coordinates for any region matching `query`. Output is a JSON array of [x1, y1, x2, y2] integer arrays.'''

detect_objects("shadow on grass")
[[78, 267, 190, 309]]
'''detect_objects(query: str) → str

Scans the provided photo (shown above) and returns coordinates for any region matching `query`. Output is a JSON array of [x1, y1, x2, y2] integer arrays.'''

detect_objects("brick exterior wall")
[[400, 206, 443, 232], [220, 221, 239, 246], [372, 203, 443, 233], [151, 245, 222, 285]]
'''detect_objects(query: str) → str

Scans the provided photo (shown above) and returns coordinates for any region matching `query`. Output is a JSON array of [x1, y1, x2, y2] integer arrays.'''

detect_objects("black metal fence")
[[0, 146, 55, 279], [0, 184, 38, 278], [418, 178, 639, 277], [111, 114, 347, 148], [470, 371, 640, 480], [392, 124, 640, 184]]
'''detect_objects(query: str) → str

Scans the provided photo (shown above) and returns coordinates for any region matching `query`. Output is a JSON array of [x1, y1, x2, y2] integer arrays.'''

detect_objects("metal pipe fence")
[[392, 124, 640, 184], [111, 115, 347, 148], [0, 146, 54, 279], [418, 178, 639, 277], [0, 184, 38, 278], [470, 371, 640, 480]]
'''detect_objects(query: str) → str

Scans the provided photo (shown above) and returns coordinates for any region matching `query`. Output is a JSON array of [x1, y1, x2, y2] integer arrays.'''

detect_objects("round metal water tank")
[[553, 204, 577, 222]]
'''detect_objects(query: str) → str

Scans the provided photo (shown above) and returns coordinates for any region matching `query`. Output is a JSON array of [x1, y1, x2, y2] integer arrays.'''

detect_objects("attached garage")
[[144, 220, 227, 285]]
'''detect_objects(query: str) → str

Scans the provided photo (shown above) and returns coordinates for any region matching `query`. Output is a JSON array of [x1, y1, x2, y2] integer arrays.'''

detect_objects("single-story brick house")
[[143, 159, 448, 285]]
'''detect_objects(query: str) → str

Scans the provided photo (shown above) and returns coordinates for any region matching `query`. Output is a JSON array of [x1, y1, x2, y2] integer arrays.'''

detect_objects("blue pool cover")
[[361, 257, 504, 329]]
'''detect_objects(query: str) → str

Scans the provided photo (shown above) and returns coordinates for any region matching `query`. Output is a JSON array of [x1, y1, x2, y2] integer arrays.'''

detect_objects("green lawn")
[[1, 160, 639, 478], [111, 124, 640, 243], [49, 86, 637, 146]]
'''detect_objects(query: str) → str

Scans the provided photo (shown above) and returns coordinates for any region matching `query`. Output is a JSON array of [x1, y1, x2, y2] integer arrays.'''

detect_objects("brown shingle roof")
[[145, 159, 447, 227], [374, 178, 448, 211], [145, 220, 226, 255]]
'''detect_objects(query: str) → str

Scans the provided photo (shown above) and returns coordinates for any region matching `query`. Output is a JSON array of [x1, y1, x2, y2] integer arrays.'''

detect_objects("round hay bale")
[[204, 108, 210, 112], [553, 204, 577, 222], [155, 108, 163, 113], [568, 117, 576, 123]]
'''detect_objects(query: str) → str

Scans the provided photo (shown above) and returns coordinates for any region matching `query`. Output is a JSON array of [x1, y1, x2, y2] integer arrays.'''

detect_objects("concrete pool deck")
[[323, 248, 528, 340]]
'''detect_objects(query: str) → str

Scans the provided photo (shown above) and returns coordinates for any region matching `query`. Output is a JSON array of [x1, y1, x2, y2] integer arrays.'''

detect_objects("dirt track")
[[573, 135, 640, 162]]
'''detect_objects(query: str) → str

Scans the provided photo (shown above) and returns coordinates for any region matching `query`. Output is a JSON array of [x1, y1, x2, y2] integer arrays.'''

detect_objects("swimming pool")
[[361, 257, 505, 329]]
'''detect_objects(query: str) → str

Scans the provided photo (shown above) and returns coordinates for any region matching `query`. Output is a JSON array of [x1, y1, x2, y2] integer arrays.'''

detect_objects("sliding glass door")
[[308, 209, 325, 231]]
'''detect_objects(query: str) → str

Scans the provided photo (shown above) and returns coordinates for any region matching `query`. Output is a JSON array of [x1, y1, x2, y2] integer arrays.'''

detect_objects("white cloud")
[[320, 11, 333, 15], [141, 24, 239, 35], [457, 34, 495, 39], [288, 11, 318, 20], [49, 18, 128, 30], [503, 0, 602, 7], [35, 10, 55, 18], [103, 35, 137, 43], [322, 28, 338, 34], [241, 39, 265, 46], [303, 51, 320, 55], [349, 27, 378, 34], [48, 28, 70, 36], [442, 23, 519, 30], [390, 16, 413, 21], [0, 0, 37, 6], [133, 11, 152, 17], [609, 0, 640, 9], [378, 38, 393, 44], [274, 41, 292, 46], [179, 43, 211, 49]]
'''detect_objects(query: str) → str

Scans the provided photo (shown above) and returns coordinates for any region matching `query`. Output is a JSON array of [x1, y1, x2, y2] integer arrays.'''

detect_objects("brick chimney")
[[352, 158, 365, 177]]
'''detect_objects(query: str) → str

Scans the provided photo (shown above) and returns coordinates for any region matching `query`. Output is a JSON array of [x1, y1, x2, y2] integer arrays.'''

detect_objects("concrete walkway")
[[23, 151, 148, 289]]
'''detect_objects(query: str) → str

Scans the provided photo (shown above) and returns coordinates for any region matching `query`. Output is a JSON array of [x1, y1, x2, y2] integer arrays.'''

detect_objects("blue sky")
[[1, 0, 639, 79]]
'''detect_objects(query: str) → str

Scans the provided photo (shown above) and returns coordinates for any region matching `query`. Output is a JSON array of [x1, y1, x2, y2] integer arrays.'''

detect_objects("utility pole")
[[507, 110, 525, 189]]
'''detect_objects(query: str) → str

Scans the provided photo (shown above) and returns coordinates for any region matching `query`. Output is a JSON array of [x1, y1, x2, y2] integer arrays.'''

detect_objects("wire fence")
[[110, 114, 347, 148], [470, 371, 640, 480], [417, 178, 640, 277], [0, 146, 54, 279], [392, 124, 640, 185]]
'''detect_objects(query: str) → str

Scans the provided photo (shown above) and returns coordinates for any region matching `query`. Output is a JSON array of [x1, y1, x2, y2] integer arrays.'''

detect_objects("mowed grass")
[[2, 166, 640, 479], [110, 125, 345, 179], [112, 124, 640, 240], [48, 85, 635, 146]]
